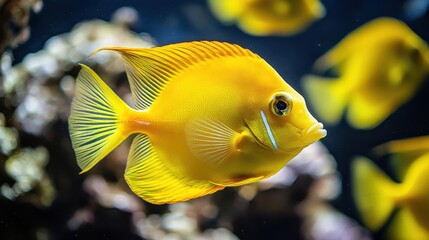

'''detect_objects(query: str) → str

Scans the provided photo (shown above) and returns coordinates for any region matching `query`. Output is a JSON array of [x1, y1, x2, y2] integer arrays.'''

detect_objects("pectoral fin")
[[186, 119, 241, 167], [124, 134, 224, 205]]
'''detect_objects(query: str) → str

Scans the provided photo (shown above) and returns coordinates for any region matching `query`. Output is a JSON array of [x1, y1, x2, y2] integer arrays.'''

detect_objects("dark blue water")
[[10, 0, 429, 238]]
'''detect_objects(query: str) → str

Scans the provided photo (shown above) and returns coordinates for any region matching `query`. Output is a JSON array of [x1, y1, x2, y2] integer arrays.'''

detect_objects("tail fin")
[[385, 208, 429, 240], [302, 75, 347, 125], [69, 64, 131, 173], [352, 157, 399, 231]]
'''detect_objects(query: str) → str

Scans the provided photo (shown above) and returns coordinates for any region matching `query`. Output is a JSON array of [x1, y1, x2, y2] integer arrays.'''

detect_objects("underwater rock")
[[83, 175, 143, 213], [300, 205, 372, 240], [0, 112, 18, 155], [1, 146, 55, 206], [0, 0, 42, 55], [0, 7, 157, 240], [4, 17, 155, 135], [260, 141, 339, 193], [134, 201, 239, 240]]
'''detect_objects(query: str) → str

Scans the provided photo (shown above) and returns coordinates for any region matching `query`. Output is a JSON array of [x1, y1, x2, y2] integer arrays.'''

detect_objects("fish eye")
[[270, 92, 293, 116]]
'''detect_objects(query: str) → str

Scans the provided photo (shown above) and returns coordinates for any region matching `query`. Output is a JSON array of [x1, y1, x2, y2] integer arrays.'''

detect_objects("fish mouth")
[[302, 122, 327, 140]]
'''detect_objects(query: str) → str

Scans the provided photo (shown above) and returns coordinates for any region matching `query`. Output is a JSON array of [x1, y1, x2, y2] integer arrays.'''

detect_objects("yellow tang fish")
[[353, 136, 429, 239], [69, 41, 326, 204], [303, 17, 429, 129], [208, 0, 325, 36]]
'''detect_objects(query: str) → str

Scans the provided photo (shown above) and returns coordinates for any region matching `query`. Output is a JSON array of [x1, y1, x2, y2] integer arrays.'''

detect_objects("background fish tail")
[[302, 75, 347, 125], [352, 157, 399, 231], [69, 64, 132, 173]]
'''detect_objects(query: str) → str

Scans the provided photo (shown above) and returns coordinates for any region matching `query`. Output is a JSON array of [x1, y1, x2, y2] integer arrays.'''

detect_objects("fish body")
[[69, 41, 326, 204], [303, 18, 429, 129], [353, 154, 429, 239], [208, 0, 325, 36]]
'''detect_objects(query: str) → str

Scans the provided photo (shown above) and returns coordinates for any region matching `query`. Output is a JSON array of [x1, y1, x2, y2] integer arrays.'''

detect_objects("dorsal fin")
[[373, 136, 429, 156], [372, 136, 429, 181], [93, 41, 260, 110]]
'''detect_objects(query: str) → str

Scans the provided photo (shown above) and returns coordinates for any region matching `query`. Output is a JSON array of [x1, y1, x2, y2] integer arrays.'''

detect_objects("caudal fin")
[[302, 75, 347, 125], [352, 157, 399, 231], [69, 64, 131, 173], [385, 208, 429, 240]]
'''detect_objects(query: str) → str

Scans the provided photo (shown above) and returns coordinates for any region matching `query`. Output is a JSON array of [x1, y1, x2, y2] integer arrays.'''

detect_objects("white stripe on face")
[[260, 110, 278, 151]]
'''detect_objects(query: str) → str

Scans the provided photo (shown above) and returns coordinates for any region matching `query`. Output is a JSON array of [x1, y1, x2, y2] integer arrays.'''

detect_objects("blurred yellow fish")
[[303, 18, 429, 129], [353, 137, 429, 239], [373, 135, 429, 180], [375, 136, 429, 239], [208, 0, 325, 36], [68, 41, 326, 204]]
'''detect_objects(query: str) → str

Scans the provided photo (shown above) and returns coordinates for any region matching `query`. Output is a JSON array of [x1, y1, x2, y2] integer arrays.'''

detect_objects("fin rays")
[[125, 134, 224, 204], [69, 64, 130, 173], [72, 42, 264, 203], [186, 119, 237, 167], [95, 41, 260, 110]]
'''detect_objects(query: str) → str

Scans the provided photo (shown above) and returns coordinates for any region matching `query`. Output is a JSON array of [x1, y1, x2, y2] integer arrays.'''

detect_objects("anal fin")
[[124, 134, 224, 205]]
